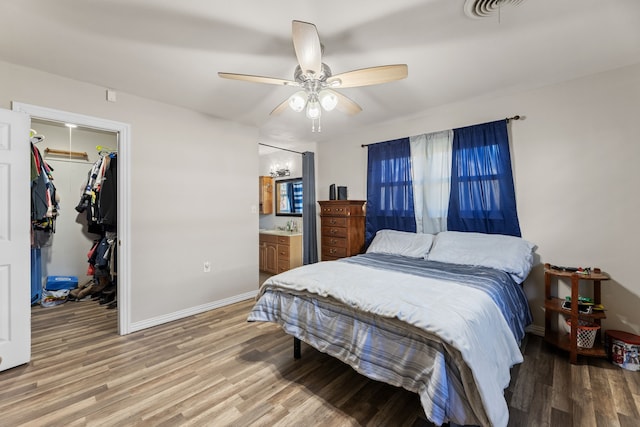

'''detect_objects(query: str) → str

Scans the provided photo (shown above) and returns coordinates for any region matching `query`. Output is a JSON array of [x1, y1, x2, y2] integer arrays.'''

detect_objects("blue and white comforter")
[[249, 253, 532, 427]]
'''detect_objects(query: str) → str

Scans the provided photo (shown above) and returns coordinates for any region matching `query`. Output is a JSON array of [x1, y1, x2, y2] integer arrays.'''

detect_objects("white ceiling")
[[1, 0, 639, 145]]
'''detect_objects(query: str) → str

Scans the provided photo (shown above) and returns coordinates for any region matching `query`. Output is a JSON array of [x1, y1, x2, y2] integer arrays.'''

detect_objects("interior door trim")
[[12, 102, 133, 335]]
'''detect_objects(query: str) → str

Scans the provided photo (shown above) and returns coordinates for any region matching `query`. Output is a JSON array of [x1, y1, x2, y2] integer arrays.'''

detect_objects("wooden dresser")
[[318, 200, 366, 261], [259, 232, 302, 274]]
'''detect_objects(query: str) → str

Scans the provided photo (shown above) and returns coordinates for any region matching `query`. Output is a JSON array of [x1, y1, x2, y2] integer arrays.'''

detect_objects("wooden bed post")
[[293, 337, 301, 359]]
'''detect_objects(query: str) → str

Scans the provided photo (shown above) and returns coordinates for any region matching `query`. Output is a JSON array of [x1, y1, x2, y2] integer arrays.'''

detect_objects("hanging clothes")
[[76, 153, 117, 233], [30, 141, 59, 248], [30, 132, 58, 305], [70, 151, 118, 308], [99, 154, 117, 226]]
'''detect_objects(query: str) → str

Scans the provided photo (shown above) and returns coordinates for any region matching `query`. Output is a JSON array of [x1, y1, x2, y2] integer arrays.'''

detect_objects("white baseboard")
[[526, 324, 545, 336], [129, 290, 258, 333]]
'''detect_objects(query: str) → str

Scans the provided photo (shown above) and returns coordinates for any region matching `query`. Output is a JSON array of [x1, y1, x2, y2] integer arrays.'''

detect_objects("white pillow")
[[366, 229, 435, 259], [427, 231, 536, 283]]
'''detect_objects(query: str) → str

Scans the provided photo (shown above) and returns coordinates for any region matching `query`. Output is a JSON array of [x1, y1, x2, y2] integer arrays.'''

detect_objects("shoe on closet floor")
[[99, 292, 116, 305]]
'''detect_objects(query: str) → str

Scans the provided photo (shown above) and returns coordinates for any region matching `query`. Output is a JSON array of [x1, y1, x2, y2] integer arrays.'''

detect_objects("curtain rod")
[[259, 142, 303, 155], [360, 115, 521, 148]]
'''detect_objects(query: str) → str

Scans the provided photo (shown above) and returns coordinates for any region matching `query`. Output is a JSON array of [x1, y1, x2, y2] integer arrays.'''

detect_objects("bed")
[[248, 230, 535, 427]]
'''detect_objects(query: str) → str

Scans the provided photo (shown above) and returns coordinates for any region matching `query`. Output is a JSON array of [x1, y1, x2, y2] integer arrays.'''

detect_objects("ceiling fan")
[[218, 20, 408, 132]]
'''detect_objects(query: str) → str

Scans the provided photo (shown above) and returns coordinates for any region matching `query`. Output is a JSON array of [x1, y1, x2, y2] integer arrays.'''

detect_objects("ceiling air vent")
[[464, 0, 527, 19]]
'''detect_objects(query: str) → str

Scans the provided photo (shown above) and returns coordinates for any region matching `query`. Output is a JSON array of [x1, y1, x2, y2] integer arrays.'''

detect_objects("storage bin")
[[605, 330, 640, 371], [45, 275, 79, 291]]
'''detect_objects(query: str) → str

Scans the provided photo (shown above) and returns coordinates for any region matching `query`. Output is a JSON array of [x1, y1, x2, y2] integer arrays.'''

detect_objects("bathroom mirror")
[[275, 178, 303, 217]]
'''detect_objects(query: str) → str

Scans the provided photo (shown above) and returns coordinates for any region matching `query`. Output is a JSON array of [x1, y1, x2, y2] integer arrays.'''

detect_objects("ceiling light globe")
[[288, 91, 307, 112], [306, 100, 321, 120], [319, 90, 338, 111]]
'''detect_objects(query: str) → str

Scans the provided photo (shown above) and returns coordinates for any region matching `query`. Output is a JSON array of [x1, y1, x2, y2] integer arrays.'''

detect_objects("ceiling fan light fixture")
[[318, 90, 338, 111], [306, 97, 321, 120], [218, 21, 408, 132], [288, 91, 307, 112]]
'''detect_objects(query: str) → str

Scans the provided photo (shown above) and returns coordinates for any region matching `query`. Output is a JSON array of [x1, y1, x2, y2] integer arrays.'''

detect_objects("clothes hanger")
[[30, 128, 45, 144], [96, 145, 116, 156]]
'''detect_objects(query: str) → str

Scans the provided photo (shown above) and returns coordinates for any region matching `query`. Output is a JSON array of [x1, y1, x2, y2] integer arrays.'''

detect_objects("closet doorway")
[[31, 118, 118, 306], [13, 102, 132, 335]]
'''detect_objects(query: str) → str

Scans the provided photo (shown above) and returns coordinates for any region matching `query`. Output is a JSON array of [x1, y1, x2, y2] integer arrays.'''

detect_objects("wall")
[[32, 120, 117, 283], [316, 62, 640, 335], [1, 60, 259, 327]]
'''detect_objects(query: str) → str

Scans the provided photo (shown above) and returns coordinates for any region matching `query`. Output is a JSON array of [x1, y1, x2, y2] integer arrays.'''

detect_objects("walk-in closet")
[[30, 118, 119, 315]]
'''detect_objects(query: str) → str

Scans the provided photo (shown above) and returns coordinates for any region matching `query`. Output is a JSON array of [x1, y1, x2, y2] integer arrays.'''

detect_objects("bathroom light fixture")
[[270, 163, 291, 178]]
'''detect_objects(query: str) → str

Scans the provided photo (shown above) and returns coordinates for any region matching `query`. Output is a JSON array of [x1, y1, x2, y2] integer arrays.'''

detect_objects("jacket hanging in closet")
[[76, 153, 117, 233], [30, 142, 59, 247]]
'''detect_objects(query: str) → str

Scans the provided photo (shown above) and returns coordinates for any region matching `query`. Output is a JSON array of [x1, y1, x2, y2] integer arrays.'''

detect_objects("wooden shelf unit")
[[544, 263, 610, 364]]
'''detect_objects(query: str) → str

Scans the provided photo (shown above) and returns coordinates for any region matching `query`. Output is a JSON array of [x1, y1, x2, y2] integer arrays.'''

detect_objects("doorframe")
[[12, 102, 132, 335]]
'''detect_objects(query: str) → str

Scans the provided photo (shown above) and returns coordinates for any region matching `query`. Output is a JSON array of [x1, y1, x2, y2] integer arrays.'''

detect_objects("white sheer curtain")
[[409, 130, 453, 234]]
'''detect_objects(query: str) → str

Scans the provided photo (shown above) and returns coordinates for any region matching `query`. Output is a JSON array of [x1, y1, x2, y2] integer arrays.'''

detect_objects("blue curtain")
[[447, 120, 521, 236], [302, 152, 318, 264], [292, 182, 303, 213], [286, 182, 294, 212], [366, 138, 416, 245]]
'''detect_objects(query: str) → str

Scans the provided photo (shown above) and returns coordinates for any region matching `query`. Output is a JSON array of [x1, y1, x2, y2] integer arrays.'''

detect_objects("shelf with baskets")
[[544, 263, 610, 364]]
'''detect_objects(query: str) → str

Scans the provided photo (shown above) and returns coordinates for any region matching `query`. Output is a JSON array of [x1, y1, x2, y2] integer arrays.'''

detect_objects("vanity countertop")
[[259, 229, 302, 237]]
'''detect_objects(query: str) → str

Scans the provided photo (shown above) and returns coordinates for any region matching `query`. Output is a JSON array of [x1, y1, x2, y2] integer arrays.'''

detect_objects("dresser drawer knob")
[[329, 248, 336, 255], [330, 239, 337, 244]]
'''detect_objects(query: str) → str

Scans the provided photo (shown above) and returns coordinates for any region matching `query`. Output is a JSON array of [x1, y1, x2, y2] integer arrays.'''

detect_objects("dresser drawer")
[[324, 236, 347, 248], [322, 246, 347, 258], [276, 236, 290, 245], [277, 260, 290, 273], [320, 205, 349, 216], [277, 244, 290, 259], [322, 217, 347, 227], [322, 226, 347, 238], [259, 233, 278, 244]]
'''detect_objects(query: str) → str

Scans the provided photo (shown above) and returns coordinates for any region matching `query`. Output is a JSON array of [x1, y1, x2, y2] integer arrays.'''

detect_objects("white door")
[[0, 108, 31, 371]]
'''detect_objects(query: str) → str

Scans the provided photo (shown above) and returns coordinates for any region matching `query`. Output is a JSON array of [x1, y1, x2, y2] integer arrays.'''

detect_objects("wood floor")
[[1, 299, 639, 427]]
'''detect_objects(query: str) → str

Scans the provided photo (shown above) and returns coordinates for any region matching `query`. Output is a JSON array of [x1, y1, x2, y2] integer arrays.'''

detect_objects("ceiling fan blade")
[[331, 90, 362, 116], [292, 20, 322, 75], [270, 98, 290, 116], [327, 64, 408, 88], [218, 72, 298, 87]]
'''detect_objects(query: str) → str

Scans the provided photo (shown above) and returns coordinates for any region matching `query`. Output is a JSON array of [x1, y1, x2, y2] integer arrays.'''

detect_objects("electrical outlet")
[[203, 261, 211, 273]]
